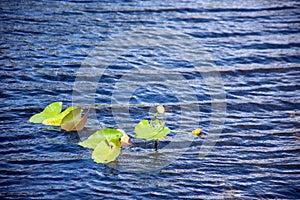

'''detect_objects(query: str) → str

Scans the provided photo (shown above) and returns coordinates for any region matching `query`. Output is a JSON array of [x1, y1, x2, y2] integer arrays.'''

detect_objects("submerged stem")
[[154, 140, 158, 151]]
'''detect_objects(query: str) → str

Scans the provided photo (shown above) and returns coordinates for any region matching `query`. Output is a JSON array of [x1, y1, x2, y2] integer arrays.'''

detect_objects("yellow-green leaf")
[[29, 102, 62, 123], [134, 119, 170, 140], [92, 139, 121, 164], [60, 108, 89, 132], [78, 129, 123, 149], [134, 120, 154, 139], [42, 106, 77, 126]]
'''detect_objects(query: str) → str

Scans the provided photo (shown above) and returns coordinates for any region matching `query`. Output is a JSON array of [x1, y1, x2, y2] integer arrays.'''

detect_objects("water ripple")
[[0, 0, 299, 199]]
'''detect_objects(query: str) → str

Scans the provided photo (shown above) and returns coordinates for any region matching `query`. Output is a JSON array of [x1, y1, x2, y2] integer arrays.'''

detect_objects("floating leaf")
[[73, 109, 89, 131], [134, 120, 154, 139], [29, 102, 62, 123], [79, 129, 128, 164], [152, 119, 165, 131], [134, 119, 170, 140], [60, 108, 82, 130], [78, 129, 123, 149], [42, 106, 77, 126], [92, 138, 121, 164], [61, 108, 89, 132], [152, 126, 170, 140]]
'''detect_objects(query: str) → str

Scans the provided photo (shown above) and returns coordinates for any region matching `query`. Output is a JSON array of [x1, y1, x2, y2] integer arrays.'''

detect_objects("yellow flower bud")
[[156, 105, 165, 114], [192, 128, 201, 137]]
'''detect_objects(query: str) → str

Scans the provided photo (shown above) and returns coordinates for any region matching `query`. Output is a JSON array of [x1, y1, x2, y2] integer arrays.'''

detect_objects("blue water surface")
[[0, 0, 299, 199]]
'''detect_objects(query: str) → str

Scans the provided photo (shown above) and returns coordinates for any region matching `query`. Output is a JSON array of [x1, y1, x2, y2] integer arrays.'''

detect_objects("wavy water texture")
[[0, 0, 299, 199]]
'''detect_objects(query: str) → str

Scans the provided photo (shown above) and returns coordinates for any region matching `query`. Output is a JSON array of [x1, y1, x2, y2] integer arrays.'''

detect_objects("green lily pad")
[[78, 129, 123, 149], [29, 102, 62, 123], [92, 138, 121, 164], [134, 119, 170, 140], [42, 106, 78, 126]]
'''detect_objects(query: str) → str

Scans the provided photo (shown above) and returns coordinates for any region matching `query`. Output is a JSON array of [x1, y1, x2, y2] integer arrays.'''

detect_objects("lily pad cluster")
[[79, 129, 130, 163], [134, 105, 170, 150], [29, 102, 89, 131], [30, 102, 201, 164]]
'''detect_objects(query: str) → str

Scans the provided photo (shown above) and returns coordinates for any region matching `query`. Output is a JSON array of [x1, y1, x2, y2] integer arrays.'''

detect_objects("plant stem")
[[171, 130, 191, 134], [153, 112, 158, 120], [154, 140, 158, 151]]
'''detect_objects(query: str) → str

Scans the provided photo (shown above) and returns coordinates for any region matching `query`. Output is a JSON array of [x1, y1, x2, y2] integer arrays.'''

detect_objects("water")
[[1, 0, 299, 199]]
